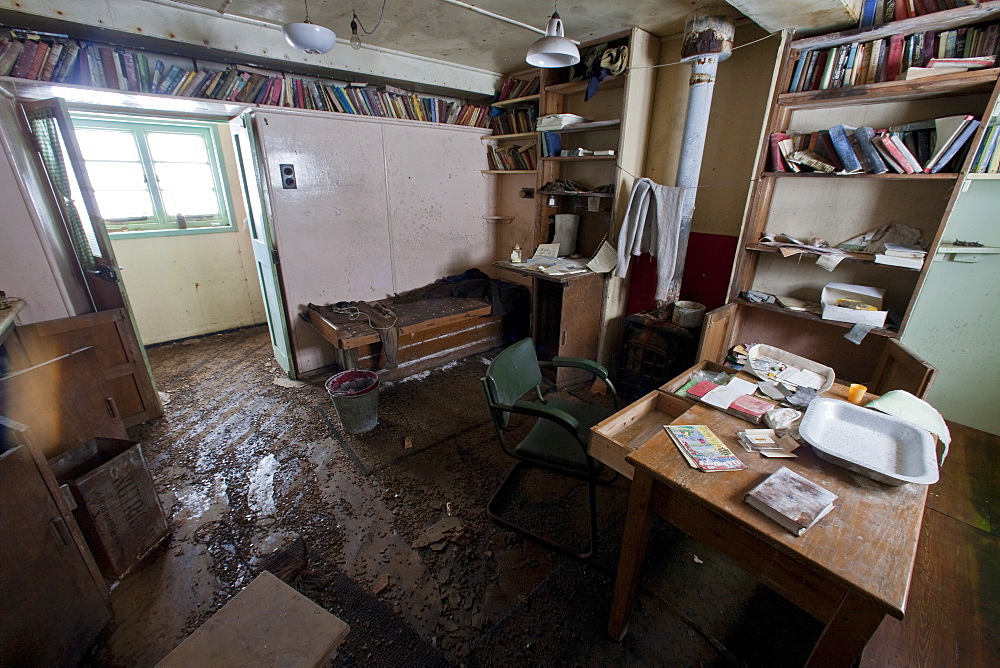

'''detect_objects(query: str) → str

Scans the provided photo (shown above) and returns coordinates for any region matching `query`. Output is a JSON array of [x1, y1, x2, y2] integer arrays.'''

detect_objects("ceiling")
[[168, 0, 752, 74]]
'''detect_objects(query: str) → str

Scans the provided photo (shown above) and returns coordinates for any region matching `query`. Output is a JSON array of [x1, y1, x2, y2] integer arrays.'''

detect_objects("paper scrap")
[[844, 322, 877, 344], [701, 377, 756, 409], [776, 367, 825, 390], [587, 239, 618, 273], [815, 253, 846, 271], [532, 243, 560, 259]]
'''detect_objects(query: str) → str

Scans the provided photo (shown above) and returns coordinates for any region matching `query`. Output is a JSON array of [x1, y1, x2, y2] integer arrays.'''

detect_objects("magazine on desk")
[[664, 425, 747, 472]]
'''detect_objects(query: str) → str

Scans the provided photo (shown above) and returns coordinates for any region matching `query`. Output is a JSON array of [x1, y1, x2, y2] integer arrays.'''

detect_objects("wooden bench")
[[306, 297, 504, 381]]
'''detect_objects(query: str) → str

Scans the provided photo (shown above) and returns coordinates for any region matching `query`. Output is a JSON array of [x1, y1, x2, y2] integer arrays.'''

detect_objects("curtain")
[[25, 108, 100, 271]]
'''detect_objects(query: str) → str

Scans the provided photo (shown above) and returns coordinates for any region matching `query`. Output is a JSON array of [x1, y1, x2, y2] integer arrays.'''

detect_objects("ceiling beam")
[[727, 0, 861, 34], [0, 0, 502, 97]]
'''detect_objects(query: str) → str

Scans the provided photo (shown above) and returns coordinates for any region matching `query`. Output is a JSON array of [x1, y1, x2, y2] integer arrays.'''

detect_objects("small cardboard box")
[[821, 283, 887, 327]]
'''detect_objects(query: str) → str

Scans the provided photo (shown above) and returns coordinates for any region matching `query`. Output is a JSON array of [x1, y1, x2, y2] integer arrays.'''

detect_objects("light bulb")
[[350, 19, 362, 50]]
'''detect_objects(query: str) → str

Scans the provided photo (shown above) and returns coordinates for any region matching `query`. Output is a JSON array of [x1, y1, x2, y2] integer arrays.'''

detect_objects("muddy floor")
[[93, 325, 821, 666]]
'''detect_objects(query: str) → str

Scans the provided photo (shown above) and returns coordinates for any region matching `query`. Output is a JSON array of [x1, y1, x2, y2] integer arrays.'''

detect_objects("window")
[[70, 114, 234, 235]]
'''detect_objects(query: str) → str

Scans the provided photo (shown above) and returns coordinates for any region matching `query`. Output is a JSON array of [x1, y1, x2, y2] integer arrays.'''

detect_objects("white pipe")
[[664, 55, 720, 305], [436, 0, 547, 35]]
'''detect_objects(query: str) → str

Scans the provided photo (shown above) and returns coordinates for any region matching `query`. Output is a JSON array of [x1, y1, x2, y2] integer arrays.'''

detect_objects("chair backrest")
[[482, 338, 543, 430]]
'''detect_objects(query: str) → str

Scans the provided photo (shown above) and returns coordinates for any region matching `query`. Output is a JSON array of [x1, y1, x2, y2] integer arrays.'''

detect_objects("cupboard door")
[[869, 338, 937, 399], [697, 303, 742, 364], [0, 446, 110, 665], [9, 308, 160, 429]]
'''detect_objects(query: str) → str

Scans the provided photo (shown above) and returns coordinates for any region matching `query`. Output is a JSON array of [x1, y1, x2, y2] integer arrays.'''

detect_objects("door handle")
[[49, 517, 71, 547], [106, 396, 120, 419]]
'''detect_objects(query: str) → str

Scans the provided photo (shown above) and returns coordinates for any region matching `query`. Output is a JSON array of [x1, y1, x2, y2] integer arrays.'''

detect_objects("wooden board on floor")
[[157, 571, 349, 667], [926, 421, 1000, 535]]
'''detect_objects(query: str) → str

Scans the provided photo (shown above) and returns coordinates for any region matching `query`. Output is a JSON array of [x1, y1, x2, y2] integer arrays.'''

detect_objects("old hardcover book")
[[744, 466, 837, 536], [664, 425, 747, 472], [828, 124, 864, 172], [10, 38, 38, 79], [854, 126, 889, 173]]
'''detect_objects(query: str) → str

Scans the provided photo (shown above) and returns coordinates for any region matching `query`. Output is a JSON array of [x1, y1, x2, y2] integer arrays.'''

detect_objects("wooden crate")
[[590, 390, 694, 479]]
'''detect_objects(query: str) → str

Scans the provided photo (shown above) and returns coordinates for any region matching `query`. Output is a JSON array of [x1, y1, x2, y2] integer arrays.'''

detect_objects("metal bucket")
[[671, 301, 706, 329], [325, 370, 380, 434]]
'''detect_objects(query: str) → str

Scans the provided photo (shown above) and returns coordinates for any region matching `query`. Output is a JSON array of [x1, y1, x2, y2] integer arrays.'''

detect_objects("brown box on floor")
[[48, 437, 169, 579]]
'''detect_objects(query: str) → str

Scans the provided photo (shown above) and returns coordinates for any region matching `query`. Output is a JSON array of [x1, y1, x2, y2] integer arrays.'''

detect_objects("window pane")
[[76, 129, 139, 161], [161, 189, 220, 217], [147, 132, 209, 162], [154, 162, 214, 189], [95, 190, 155, 219], [86, 161, 147, 191]]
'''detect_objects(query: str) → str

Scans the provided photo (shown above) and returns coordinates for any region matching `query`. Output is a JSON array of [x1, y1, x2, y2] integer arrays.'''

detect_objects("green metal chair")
[[481, 337, 619, 560]]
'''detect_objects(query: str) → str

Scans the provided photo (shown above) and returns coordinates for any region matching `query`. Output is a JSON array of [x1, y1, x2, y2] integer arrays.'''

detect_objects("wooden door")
[[697, 303, 742, 364], [231, 114, 294, 376], [0, 345, 127, 458], [0, 445, 110, 665], [869, 338, 937, 399], [8, 309, 160, 429]]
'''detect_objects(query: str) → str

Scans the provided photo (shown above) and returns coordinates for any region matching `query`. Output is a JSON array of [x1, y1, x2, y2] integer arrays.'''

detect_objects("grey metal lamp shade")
[[526, 13, 580, 68], [282, 21, 337, 54]]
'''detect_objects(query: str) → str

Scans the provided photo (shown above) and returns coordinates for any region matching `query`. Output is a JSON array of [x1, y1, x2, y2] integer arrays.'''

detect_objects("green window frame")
[[70, 113, 234, 237]]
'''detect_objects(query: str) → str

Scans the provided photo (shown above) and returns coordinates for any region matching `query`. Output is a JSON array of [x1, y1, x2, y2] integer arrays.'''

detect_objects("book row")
[[486, 142, 535, 171], [769, 115, 980, 174], [0, 32, 490, 127], [495, 76, 540, 102], [860, 0, 983, 29], [970, 117, 1000, 171], [489, 107, 537, 136], [788, 20, 1000, 92]]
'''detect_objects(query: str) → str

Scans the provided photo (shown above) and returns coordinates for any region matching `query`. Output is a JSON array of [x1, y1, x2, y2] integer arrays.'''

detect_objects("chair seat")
[[514, 399, 615, 472]]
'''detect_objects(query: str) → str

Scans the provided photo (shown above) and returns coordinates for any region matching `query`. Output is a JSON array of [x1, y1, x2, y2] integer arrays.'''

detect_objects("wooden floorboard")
[[861, 422, 1000, 665]]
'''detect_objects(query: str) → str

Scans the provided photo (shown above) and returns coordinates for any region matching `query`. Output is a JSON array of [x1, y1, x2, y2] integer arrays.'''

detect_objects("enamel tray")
[[799, 398, 938, 486]]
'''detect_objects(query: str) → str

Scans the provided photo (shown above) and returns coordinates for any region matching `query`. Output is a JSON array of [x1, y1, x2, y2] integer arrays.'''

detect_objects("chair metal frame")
[[481, 338, 618, 560]]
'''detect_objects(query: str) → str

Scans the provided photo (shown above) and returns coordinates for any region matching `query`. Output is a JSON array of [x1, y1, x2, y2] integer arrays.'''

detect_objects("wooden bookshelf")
[[483, 131, 536, 142], [547, 119, 621, 134], [490, 93, 540, 108], [762, 171, 960, 180]]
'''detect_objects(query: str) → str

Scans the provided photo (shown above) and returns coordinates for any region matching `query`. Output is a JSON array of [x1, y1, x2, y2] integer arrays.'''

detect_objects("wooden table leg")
[[806, 590, 887, 667], [608, 469, 655, 642]]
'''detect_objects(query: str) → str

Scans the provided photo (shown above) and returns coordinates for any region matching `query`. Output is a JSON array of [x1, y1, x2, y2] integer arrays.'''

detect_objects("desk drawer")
[[591, 390, 694, 479]]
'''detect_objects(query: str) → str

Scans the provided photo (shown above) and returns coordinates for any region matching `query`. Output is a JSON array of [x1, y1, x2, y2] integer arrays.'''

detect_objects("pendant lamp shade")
[[282, 21, 337, 54], [526, 12, 580, 68]]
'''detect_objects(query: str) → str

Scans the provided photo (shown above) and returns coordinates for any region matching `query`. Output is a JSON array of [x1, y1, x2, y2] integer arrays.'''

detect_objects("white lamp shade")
[[282, 21, 337, 54], [526, 15, 580, 68]]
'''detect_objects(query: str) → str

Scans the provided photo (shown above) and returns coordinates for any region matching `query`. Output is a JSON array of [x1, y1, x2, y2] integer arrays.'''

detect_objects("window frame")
[[69, 112, 236, 238]]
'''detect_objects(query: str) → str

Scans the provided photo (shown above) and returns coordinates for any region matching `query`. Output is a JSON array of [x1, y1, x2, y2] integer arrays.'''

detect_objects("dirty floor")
[[94, 325, 825, 666]]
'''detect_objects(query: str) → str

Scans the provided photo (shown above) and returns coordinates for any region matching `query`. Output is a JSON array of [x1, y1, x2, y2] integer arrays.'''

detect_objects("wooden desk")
[[604, 381, 927, 667], [493, 262, 604, 387]]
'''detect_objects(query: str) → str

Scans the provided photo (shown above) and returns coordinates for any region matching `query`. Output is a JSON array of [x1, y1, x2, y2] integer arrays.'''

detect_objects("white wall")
[[109, 124, 266, 344], [252, 109, 493, 374], [902, 181, 1000, 435]]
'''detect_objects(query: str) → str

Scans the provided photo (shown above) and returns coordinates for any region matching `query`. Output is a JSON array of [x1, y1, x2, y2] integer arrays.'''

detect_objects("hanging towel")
[[615, 177, 687, 301]]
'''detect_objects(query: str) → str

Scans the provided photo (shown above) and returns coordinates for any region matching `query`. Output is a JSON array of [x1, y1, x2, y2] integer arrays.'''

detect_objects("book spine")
[[769, 132, 789, 171], [39, 41, 64, 81], [854, 126, 889, 173], [929, 119, 980, 172], [879, 135, 916, 172], [828, 125, 863, 172], [10, 39, 38, 79]]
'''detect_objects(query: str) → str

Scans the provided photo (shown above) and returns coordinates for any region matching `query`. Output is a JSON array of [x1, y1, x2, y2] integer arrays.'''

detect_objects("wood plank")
[[791, 3, 1000, 50], [350, 317, 504, 371], [158, 571, 349, 667], [925, 421, 999, 535], [869, 339, 937, 400], [778, 69, 999, 110], [861, 507, 1000, 667]]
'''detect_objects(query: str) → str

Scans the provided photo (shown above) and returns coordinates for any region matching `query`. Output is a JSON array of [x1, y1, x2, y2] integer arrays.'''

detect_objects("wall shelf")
[[483, 131, 536, 142], [541, 155, 617, 162], [763, 171, 960, 180], [491, 93, 540, 108], [481, 169, 536, 174], [546, 119, 621, 134]]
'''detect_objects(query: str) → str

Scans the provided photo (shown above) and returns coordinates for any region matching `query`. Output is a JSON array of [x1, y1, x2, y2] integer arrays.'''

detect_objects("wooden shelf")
[[538, 190, 614, 198], [762, 171, 960, 180], [791, 3, 1000, 51], [963, 172, 1000, 180], [483, 131, 536, 142], [746, 243, 928, 270], [778, 68, 1000, 109], [545, 119, 621, 134], [481, 169, 536, 174], [541, 155, 617, 162], [491, 93, 540, 108], [733, 298, 898, 336], [545, 76, 626, 96]]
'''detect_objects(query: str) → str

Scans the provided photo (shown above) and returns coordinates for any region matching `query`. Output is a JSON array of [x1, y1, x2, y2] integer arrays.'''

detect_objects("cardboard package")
[[821, 283, 887, 327]]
